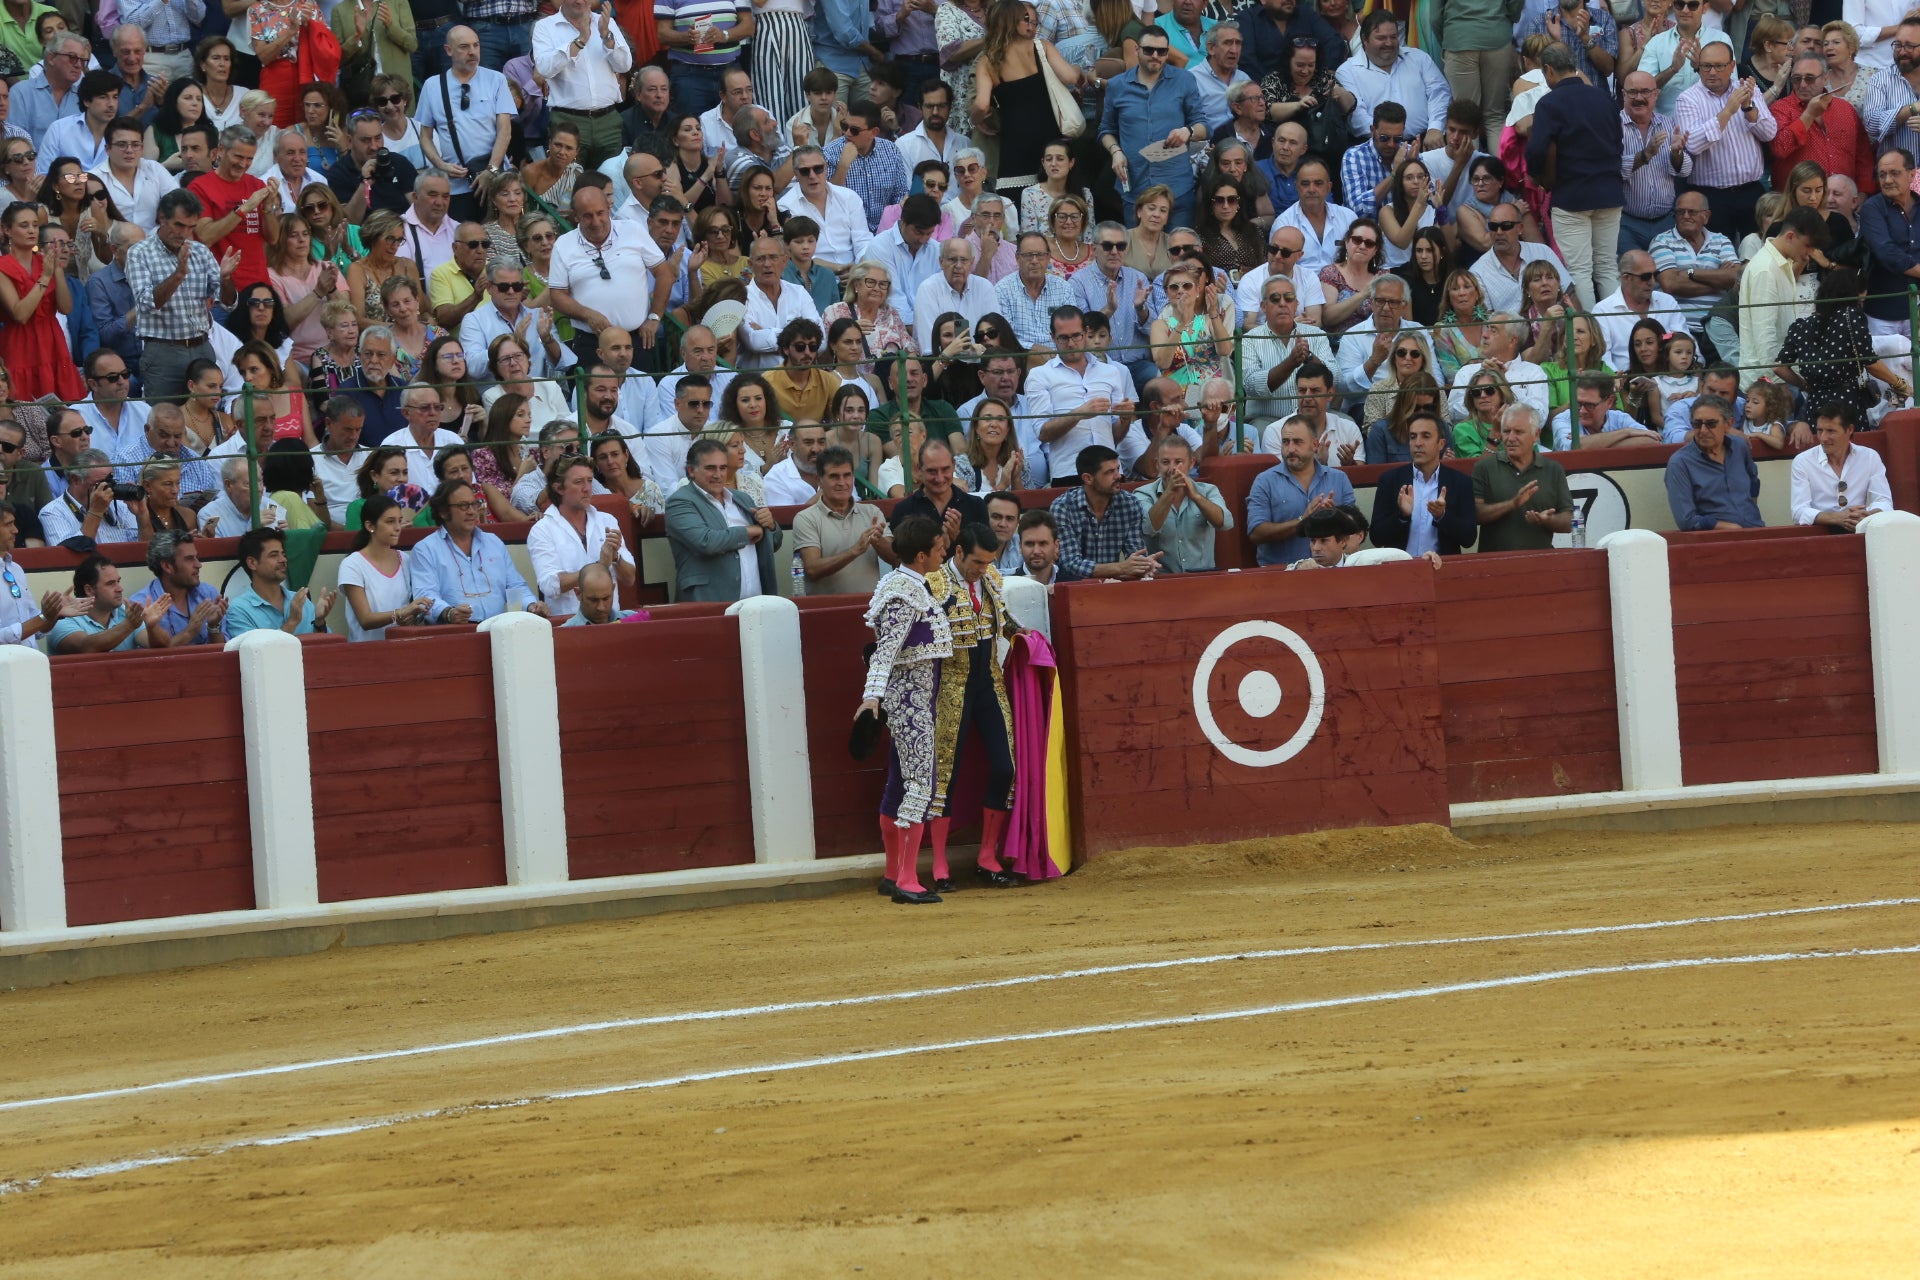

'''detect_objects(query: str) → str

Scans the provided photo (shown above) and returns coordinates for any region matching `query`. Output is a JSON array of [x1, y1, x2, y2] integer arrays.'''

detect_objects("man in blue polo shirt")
[[1247, 414, 1356, 565], [129, 529, 229, 646], [226, 527, 337, 637]]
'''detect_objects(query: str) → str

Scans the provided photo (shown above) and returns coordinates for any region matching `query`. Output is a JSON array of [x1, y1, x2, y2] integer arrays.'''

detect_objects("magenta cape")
[[1004, 631, 1064, 881]]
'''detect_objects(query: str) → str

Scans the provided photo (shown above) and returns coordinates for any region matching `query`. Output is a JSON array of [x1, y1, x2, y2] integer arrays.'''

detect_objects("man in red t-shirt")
[[188, 127, 283, 291]]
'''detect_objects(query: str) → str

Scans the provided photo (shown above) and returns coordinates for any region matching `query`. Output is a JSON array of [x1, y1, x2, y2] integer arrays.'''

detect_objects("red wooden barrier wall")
[[52, 648, 254, 926], [1434, 550, 1623, 803], [304, 634, 508, 900], [1052, 563, 1449, 859], [1670, 537, 1876, 785], [553, 616, 755, 877]]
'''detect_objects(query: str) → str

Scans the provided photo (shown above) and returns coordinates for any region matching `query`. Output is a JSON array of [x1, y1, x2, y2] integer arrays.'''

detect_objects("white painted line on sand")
[[4, 942, 1915, 1197], [3, 896, 1914, 1118]]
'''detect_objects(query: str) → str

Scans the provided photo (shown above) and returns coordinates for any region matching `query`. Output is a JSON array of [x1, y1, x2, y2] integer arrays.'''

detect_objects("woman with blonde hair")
[[1541, 313, 1613, 419], [297, 181, 362, 271], [1434, 268, 1490, 384], [477, 172, 529, 268], [346, 208, 419, 324], [1742, 14, 1796, 101], [238, 91, 282, 173], [267, 210, 338, 367], [1821, 21, 1877, 110], [1150, 260, 1234, 395], [697, 421, 767, 505], [1124, 184, 1174, 278], [1453, 368, 1515, 458], [970, 0, 1085, 211], [380, 275, 442, 380], [1364, 336, 1448, 429]]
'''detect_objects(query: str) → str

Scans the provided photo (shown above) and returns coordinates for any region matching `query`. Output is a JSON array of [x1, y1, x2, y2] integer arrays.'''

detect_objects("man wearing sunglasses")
[[1664, 393, 1764, 530], [11, 33, 89, 149], [1468, 200, 1572, 314], [428, 220, 493, 330], [0, 419, 50, 527], [1636, 0, 1730, 115], [1070, 220, 1156, 394], [459, 260, 573, 393], [417, 25, 515, 222], [1098, 27, 1209, 225], [74, 350, 149, 462], [777, 143, 875, 276]]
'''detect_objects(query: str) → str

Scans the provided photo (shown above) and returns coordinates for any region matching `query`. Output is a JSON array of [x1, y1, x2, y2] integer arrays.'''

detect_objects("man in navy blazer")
[[665, 438, 783, 601], [1370, 410, 1477, 557]]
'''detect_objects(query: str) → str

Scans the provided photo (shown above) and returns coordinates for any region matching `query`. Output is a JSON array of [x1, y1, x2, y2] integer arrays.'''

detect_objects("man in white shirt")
[[1026, 307, 1136, 486], [531, 0, 634, 169], [313, 396, 368, 526], [1267, 157, 1356, 272], [415, 25, 516, 220], [699, 66, 758, 156], [91, 116, 174, 231], [1592, 247, 1691, 369], [1334, 10, 1450, 145], [640, 374, 719, 497], [39, 453, 148, 546], [959, 352, 1048, 487], [74, 350, 150, 461], [1449, 314, 1550, 422], [869, 194, 943, 326], [545, 185, 674, 363], [1789, 404, 1893, 528], [777, 144, 874, 273], [528, 454, 637, 616], [763, 421, 828, 506], [739, 235, 822, 370], [595, 325, 661, 439], [656, 326, 735, 424], [1241, 273, 1336, 427], [193, 455, 284, 537], [895, 79, 969, 171], [1236, 228, 1327, 326], [1469, 202, 1573, 313], [265, 130, 326, 214], [382, 384, 468, 491], [1335, 275, 1432, 398], [400, 173, 458, 278], [914, 237, 997, 351], [1257, 362, 1361, 464]]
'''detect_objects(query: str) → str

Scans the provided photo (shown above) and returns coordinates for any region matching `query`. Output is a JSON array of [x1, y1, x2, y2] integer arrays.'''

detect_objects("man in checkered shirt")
[[123, 188, 239, 403], [1047, 444, 1161, 581]]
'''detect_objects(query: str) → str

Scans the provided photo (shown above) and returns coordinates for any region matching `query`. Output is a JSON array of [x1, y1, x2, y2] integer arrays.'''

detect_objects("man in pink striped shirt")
[[1673, 41, 1778, 244]]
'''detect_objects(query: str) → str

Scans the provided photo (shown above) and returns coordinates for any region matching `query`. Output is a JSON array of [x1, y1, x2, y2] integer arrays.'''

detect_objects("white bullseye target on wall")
[[1190, 620, 1326, 768]]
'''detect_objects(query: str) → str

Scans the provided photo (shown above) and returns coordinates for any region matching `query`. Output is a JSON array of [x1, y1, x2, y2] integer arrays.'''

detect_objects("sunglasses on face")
[[789, 340, 819, 352], [1471, 385, 1499, 396], [59, 427, 93, 438], [494, 280, 526, 292], [683, 398, 712, 408], [1212, 194, 1240, 204], [977, 327, 999, 340], [1170, 244, 1200, 256], [245, 295, 274, 307], [89, 368, 130, 379], [1098, 239, 1127, 251], [1139, 45, 1170, 56], [796, 164, 825, 176], [1623, 270, 1655, 281], [1487, 219, 1519, 231], [0, 439, 17, 454], [374, 94, 406, 107], [300, 201, 330, 213], [1348, 235, 1377, 247]]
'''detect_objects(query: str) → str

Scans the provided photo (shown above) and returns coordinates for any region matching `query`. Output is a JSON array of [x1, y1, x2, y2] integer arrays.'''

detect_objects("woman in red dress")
[[0, 202, 85, 404]]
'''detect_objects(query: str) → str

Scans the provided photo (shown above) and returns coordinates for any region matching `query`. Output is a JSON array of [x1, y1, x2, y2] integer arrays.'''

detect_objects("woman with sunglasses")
[[1150, 260, 1233, 395], [225, 282, 298, 384], [193, 36, 244, 132], [248, 0, 323, 128], [0, 139, 35, 207], [1197, 179, 1262, 279], [380, 276, 442, 380], [295, 82, 349, 172], [693, 206, 749, 293], [1453, 368, 1514, 459], [267, 211, 339, 366], [1203, 140, 1274, 226], [471, 392, 538, 521], [182, 357, 240, 451], [484, 332, 572, 428], [821, 261, 911, 381], [519, 122, 583, 220], [0, 203, 83, 403], [346, 208, 420, 325], [146, 80, 208, 172], [1363, 337, 1447, 430], [1316, 217, 1384, 339], [365, 73, 425, 169], [0, 359, 50, 461], [422, 335, 484, 438], [297, 181, 363, 270], [34, 161, 102, 278], [1367, 374, 1447, 466]]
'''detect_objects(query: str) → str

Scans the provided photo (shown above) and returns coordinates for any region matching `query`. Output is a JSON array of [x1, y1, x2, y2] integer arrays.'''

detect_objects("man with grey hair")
[[1828, 174, 1864, 225], [130, 530, 229, 647], [1448, 312, 1549, 421], [189, 124, 280, 291], [1192, 23, 1252, 132], [963, 190, 1016, 281], [122, 0, 200, 85], [383, 383, 468, 490], [1473, 402, 1573, 553], [1072, 220, 1156, 392], [329, 110, 420, 219], [1526, 40, 1624, 309], [338, 325, 410, 446], [108, 25, 164, 123], [459, 258, 572, 390], [428, 217, 491, 329], [404, 171, 458, 277], [722, 105, 793, 191], [1242, 272, 1335, 427], [1591, 247, 1688, 370], [914, 237, 996, 351], [1336, 273, 1429, 399], [777, 143, 873, 272], [40, 450, 150, 547], [127, 187, 238, 402], [197, 454, 285, 535], [13, 33, 92, 145], [112, 401, 216, 499]]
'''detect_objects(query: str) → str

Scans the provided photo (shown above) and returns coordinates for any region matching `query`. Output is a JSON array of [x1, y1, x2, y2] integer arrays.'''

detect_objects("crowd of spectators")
[[0, 0, 1913, 647]]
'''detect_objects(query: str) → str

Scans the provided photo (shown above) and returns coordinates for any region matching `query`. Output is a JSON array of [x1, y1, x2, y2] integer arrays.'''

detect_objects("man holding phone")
[[1771, 53, 1874, 194], [1336, 99, 1412, 220], [533, 0, 634, 169]]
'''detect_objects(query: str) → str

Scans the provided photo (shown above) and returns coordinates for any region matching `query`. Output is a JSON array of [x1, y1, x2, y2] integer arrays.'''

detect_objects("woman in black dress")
[[971, 1, 1086, 213], [1775, 268, 1911, 418]]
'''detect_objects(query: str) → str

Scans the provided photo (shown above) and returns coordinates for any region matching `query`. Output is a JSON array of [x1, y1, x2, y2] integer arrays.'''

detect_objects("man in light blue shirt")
[[1247, 415, 1356, 565], [415, 26, 516, 218], [1134, 434, 1232, 572], [12, 34, 87, 147], [37, 69, 119, 174], [1550, 373, 1669, 450], [559, 562, 632, 625], [45, 555, 162, 653], [1097, 24, 1209, 224], [410, 506, 547, 624], [225, 527, 336, 637], [1334, 10, 1450, 144], [1072, 221, 1156, 393]]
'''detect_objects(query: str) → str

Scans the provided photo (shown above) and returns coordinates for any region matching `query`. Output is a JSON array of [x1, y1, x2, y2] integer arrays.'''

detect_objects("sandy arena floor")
[[2, 821, 1918, 1278]]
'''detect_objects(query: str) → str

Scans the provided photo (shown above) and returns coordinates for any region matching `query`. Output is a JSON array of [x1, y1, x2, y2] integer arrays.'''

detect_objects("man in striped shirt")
[[1672, 42, 1777, 244], [654, 0, 754, 120]]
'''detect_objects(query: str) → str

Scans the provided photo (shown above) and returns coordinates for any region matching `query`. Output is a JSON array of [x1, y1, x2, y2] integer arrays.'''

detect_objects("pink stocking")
[[895, 823, 928, 894], [977, 808, 1009, 873], [878, 816, 901, 882], [929, 817, 951, 882]]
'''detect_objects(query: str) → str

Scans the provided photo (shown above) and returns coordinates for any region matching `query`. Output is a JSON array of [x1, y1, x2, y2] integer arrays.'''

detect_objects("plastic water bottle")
[[1569, 506, 1586, 549], [790, 550, 806, 598]]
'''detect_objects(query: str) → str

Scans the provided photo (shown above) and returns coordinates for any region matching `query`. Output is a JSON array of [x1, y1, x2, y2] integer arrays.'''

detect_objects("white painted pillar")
[[1861, 511, 1920, 773], [479, 611, 569, 885], [1001, 574, 1052, 640], [225, 630, 319, 910], [1598, 529, 1682, 791], [0, 646, 64, 932], [727, 595, 814, 864]]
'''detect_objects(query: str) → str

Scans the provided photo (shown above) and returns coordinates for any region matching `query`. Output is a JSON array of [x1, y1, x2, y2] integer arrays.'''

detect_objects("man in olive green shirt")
[[1437, 0, 1526, 151], [1134, 434, 1233, 572], [1472, 403, 1573, 552], [792, 445, 900, 596]]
